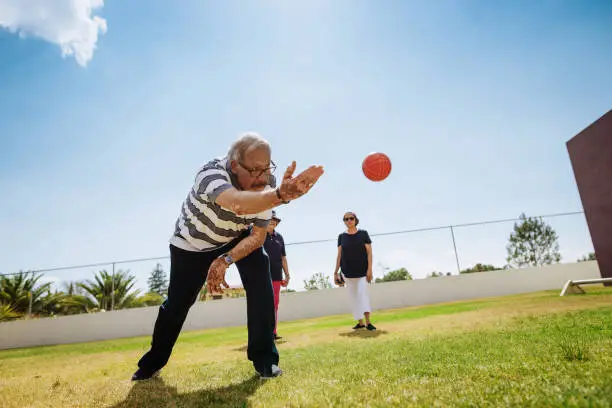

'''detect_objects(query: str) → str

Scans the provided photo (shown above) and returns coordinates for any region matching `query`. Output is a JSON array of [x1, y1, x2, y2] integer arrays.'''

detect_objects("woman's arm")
[[365, 243, 373, 282], [334, 246, 342, 275], [334, 245, 343, 286]]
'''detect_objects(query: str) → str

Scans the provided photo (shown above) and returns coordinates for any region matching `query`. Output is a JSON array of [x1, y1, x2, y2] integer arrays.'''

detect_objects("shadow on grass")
[[339, 329, 388, 339], [109, 375, 263, 408]]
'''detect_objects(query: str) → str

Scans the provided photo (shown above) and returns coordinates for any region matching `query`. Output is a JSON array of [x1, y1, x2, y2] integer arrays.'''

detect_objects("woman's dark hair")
[[344, 211, 360, 226]]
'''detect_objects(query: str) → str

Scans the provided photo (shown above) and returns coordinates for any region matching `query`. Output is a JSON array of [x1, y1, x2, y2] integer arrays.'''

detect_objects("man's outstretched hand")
[[206, 257, 230, 295], [277, 161, 324, 202]]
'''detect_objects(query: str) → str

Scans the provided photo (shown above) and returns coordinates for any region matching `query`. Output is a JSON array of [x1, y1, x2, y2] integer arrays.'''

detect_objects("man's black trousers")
[[137, 237, 279, 373]]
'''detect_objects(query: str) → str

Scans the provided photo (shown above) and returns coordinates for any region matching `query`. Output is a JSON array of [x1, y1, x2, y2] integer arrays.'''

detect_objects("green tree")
[[54, 280, 98, 315], [427, 271, 451, 278], [55, 293, 97, 315], [61, 281, 86, 296], [303, 272, 332, 290], [199, 286, 208, 301], [129, 292, 165, 308], [506, 213, 561, 268], [375, 267, 412, 283], [577, 252, 596, 262], [147, 263, 168, 297], [460, 263, 500, 274], [78, 269, 140, 311]]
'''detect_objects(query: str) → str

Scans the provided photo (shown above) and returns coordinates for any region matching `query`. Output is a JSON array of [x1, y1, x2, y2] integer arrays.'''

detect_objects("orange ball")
[[362, 152, 391, 181]]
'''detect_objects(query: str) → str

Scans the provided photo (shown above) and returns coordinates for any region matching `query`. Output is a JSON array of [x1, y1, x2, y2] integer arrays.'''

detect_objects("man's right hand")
[[277, 161, 324, 202], [206, 257, 230, 295]]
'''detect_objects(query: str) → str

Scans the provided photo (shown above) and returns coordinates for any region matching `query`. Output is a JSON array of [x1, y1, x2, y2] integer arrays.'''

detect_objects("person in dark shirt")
[[263, 210, 291, 340], [334, 211, 376, 331]]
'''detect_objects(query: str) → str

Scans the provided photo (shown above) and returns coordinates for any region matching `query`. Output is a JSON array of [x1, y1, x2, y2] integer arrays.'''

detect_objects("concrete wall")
[[0, 261, 600, 350]]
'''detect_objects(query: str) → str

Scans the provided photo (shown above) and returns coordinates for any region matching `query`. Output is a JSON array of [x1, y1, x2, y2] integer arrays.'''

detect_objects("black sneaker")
[[256, 364, 283, 379], [131, 367, 161, 381], [366, 323, 377, 331], [352, 323, 366, 329], [274, 333, 282, 340]]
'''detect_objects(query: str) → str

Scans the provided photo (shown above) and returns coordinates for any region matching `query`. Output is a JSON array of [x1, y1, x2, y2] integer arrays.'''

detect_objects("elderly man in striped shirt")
[[131, 132, 324, 381]]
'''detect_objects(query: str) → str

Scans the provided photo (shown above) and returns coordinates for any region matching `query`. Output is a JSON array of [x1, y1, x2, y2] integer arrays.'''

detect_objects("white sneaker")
[[257, 364, 283, 378]]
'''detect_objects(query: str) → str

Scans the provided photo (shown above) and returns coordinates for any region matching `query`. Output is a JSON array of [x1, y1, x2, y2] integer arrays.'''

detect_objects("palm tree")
[[53, 280, 97, 315], [0, 271, 62, 318], [77, 269, 140, 310], [61, 281, 86, 296], [0, 303, 20, 321]]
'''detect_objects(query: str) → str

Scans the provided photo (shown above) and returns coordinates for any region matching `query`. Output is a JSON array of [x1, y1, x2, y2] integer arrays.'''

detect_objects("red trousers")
[[272, 280, 282, 334]]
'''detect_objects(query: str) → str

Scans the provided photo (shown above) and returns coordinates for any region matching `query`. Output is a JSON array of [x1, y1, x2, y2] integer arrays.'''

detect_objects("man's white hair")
[[227, 132, 271, 162]]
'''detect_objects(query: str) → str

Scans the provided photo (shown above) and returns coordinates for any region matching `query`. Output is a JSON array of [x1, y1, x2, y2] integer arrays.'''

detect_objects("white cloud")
[[0, 0, 107, 67]]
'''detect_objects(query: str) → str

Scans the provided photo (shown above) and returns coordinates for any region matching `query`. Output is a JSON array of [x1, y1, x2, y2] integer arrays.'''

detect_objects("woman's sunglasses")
[[343, 217, 355, 221]]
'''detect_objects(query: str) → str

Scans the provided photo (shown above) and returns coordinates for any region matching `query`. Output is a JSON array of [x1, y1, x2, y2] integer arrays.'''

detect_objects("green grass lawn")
[[1, 287, 611, 407]]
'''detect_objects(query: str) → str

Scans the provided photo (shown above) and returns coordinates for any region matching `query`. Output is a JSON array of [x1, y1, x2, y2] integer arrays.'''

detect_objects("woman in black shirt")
[[333, 211, 376, 330]]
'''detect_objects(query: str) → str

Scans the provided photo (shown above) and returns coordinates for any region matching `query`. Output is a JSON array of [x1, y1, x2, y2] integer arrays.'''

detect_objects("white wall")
[[0, 261, 600, 350]]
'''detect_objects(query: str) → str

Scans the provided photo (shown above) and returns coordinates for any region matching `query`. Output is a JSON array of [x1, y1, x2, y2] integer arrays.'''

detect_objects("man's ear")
[[229, 160, 238, 173]]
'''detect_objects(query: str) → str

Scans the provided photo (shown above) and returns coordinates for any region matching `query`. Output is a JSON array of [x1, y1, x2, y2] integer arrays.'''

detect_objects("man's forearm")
[[228, 235, 265, 263], [282, 257, 290, 276], [217, 188, 283, 215]]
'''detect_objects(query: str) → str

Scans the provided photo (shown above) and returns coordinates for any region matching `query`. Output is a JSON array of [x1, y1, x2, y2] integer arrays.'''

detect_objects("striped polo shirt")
[[169, 156, 273, 252]]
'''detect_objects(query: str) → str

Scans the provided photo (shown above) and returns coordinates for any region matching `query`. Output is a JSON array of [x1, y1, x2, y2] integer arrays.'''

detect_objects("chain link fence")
[[0, 210, 594, 316]]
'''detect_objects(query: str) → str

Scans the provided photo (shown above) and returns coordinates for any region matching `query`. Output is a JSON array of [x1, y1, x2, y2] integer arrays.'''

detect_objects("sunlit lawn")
[[1, 287, 611, 407]]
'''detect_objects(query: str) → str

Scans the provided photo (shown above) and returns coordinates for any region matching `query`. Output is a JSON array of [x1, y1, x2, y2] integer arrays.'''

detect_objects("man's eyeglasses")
[[239, 160, 277, 178], [343, 217, 355, 221]]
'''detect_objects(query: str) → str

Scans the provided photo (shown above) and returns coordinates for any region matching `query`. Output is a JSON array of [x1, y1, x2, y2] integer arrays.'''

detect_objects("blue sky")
[[1, 0, 610, 292]]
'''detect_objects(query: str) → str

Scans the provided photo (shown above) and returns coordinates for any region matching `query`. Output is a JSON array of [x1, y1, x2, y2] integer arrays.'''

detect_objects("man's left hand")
[[207, 257, 230, 294], [366, 270, 373, 283]]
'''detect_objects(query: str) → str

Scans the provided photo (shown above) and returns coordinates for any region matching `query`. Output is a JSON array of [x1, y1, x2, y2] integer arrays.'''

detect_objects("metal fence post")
[[28, 291, 33, 318], [450, 226, 461, 275], [111, 262, 115, 311]]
